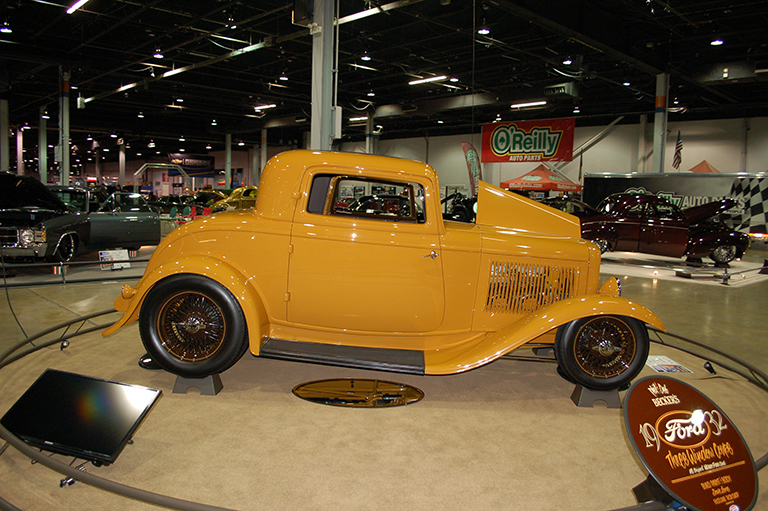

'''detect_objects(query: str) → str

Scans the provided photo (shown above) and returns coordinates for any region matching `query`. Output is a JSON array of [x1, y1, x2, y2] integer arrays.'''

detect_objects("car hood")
[[682, 198, 735, 224], [474, 181, 580, 237], [0, 172, 68, 212]]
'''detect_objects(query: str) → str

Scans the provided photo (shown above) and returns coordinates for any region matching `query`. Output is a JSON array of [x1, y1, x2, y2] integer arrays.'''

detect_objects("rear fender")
[[102, 255, 269, 354], [424, 295, 664, 375]]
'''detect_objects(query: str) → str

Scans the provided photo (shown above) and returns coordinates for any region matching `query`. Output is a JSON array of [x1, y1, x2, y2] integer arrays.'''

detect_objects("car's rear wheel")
[[709, 244, 737, 264], [139, 274, 248, 377], [555, 315, 649, 390]]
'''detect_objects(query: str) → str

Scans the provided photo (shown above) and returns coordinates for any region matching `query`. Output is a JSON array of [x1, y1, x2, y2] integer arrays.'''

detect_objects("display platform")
[[601, 251, 768, 288], [0, 321, 766, 511]]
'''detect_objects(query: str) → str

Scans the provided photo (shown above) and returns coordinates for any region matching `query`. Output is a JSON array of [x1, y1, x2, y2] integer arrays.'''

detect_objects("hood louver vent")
[[485, 260, 579, 314]]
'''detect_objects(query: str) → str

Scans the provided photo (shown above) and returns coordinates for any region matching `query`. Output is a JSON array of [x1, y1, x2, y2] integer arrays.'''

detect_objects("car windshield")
[[50, 189, 88, 212]]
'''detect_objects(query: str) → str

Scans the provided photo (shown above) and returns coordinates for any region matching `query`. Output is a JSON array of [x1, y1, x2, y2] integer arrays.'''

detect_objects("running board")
[[259, 339, 425, 375]]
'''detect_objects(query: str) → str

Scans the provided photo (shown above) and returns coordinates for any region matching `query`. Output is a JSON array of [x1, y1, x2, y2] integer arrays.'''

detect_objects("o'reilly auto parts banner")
[[481, 118, 575, 163]]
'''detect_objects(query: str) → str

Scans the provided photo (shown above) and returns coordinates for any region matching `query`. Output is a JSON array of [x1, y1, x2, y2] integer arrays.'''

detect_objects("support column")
[[638, 114, 647, 173], [39, 107, 48, 183], [0, 99, 9, 172], [309, 0, 335, 150], [118, 142, 126, 187], [652, 73, 669, 173], [365, 116, 374, 154], [224, 133, 232, 189], [58, 68, 71, 185], [260, 129, 267, 184], [16, 127, 24, 175]]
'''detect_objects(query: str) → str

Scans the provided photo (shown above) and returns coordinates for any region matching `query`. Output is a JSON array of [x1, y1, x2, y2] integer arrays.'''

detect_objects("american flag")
[[672, 130, 683, 169]]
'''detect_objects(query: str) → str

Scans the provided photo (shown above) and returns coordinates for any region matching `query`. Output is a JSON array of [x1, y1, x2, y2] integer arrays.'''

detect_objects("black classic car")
[[50, 186, 161, 253], [579, 193, 750, 264], [0, 173, 90, 262], [0, 174, 161, 264]]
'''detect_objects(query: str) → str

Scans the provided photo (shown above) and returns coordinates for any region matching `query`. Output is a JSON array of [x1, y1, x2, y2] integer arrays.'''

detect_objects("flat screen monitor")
[[1, 369, 162, 465]]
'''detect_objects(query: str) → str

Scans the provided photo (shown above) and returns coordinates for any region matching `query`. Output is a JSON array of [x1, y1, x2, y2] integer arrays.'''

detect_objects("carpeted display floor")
[[1, 250, 767, 511]]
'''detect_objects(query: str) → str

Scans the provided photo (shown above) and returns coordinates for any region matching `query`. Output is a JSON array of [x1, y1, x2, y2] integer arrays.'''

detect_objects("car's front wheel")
[[49, 233, 77, 263], [554, 315, 649, 390], [139, 274, 249, 377], [709, 244, 737, 264]]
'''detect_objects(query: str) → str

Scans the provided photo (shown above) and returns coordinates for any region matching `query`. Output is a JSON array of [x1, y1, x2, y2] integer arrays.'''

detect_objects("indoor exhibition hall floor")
[[0, 248, 766, 511]]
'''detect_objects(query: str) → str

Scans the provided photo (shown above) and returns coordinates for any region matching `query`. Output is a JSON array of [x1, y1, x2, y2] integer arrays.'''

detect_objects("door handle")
[[422, 250, 439, 259]]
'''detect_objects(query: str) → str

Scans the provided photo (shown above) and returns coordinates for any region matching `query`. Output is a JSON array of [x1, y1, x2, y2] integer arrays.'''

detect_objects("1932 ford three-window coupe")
[[105, 150, 665, 391]]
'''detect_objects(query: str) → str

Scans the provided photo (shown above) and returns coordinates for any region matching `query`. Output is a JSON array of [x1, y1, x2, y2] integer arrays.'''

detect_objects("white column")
[[309, 0, 335, 150], [16, 126, 24, 175], [651, 73, 668, 173], [59, 68, 71, 185], [0, 99, 9, 172], [39, 107, 48, 183], [118, 142, 126, 187], [225, 133, 232, 188]]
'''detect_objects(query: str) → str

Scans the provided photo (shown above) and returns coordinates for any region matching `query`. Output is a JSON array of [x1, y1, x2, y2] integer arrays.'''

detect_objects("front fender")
[[423, 294, 664, 375], [102, 255, 269, 355]]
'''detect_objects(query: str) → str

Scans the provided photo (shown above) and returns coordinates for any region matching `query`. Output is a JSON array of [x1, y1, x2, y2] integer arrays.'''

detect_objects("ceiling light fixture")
[[710, 38, 724, 46], [279, 74, 288, 81], [154, 48, 164, 59], [238, 141, 245, 146], [0, 20, 11, 33], [477, 18, 490, 35], [562, 57, 573, 65], [66, 0, 90, 14], [361, 53, 371, 61], [179, 136, 185, 142], [254, 104, 277, 111], [211, 119, 217, 125], [510, 100, 547, 109], [409, 75, 447, 86], [41, 111, 50, 119], [137, 112, 144, 118]]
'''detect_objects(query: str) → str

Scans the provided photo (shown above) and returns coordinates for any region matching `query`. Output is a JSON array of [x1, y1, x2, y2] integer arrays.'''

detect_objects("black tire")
[[709, 245, 737, 264], [554, 315, 649, 390], [50, 233, 77, 263], [139, 274, 249, 377]]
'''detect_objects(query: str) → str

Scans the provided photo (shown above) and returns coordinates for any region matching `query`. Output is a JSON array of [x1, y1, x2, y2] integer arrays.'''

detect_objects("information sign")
[[624, 376, 757, 511]]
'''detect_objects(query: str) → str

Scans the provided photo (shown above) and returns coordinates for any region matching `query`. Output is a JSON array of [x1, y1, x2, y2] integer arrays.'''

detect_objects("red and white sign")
[[481, 118, 575, 163]]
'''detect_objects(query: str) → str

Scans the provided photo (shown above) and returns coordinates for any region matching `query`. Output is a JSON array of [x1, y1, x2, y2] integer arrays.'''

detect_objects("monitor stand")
[[172, 374, 223, 396]]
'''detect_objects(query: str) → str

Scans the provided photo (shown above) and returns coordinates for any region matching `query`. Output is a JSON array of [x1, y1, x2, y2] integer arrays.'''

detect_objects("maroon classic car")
[[579, 193, 750, 264]]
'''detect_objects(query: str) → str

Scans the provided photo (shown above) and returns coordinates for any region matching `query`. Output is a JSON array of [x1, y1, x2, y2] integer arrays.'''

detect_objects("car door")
[[89, 192, 160, 249], [611, 201, 644, 252], [286, 173, 445, 334], [638, 201, 688, 257]]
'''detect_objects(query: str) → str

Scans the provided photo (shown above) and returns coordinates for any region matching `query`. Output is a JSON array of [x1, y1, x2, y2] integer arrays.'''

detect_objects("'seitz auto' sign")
[[481, 118, 575, 163], [624, 376, 757, 511]]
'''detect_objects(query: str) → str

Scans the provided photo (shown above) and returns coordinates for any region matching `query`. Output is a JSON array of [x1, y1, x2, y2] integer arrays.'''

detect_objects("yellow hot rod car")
[[105, 150, 664, 390]]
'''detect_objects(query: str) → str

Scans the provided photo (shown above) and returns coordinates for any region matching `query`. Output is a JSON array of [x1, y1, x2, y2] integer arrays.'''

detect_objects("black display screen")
[[1, 369, 161, 465]]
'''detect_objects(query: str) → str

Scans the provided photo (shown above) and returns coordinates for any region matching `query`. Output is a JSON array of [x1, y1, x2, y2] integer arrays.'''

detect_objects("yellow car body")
[[106, 150, 664, 389], [210, 185, 258, 212]]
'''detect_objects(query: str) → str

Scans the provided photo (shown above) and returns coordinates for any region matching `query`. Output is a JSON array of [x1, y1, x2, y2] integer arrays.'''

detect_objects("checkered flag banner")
[[727, 177, 768, 235]]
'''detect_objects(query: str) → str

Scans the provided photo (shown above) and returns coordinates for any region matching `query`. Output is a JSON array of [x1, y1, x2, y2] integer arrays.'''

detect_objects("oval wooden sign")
[[624, 376, 758, 511]]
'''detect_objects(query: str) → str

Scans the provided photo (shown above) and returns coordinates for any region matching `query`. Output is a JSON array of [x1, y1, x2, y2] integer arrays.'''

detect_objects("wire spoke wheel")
[[139, 274, 248, 377], [555, 315, 649, 390], [573, 317, 636, 379], [158, 291, 226, 361], [710, 245, 736, 264]]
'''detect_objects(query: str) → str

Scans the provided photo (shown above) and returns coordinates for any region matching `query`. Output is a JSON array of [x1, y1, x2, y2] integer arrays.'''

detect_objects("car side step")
[[259, 339, 425, 375]]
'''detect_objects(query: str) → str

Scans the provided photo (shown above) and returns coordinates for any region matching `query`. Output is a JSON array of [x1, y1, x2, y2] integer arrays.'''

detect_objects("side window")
[[307, 175, 425, 223], [625, 203, 645, 218], [652, 203, 682, 221]]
